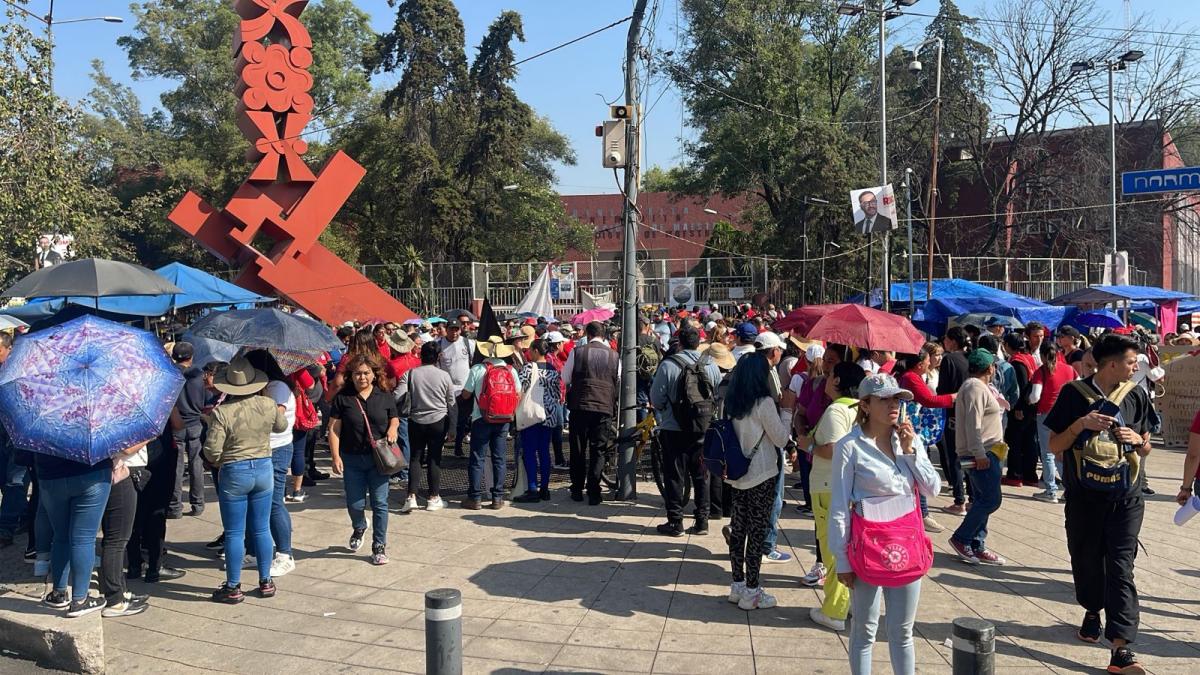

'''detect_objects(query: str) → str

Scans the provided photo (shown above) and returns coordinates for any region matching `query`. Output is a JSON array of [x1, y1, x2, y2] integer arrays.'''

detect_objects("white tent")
[[513, 264, 555, 319]]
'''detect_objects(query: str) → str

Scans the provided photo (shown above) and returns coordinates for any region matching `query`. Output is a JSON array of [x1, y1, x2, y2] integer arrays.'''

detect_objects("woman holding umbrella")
[[328, 353, 399, 565], [202, 356, 289, 604]]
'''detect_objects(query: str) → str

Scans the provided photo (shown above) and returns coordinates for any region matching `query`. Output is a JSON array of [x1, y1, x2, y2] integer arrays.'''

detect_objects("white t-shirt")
[[858, 358, 879, 375], [263, 380, 296, 448], [437, 336, 475, 394]]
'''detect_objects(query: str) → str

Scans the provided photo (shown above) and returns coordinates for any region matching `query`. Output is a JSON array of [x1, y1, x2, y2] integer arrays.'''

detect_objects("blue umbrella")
[[182, 332, 240, 369], [0, 315, 184, 465], [1072, 309, 1123, 329], [188, 308, 342, 353]]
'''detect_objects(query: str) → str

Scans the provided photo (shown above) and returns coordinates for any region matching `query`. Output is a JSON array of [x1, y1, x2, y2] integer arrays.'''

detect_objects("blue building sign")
[[1121, 167, 1200, 196]]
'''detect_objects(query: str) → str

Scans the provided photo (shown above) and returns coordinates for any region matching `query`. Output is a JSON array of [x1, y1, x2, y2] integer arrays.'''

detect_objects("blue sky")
[[16, 0, 1196, 194]]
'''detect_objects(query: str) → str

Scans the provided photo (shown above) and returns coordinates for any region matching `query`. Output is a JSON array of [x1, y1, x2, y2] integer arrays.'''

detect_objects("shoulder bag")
[[848, 484, 933, 587], [355, 395, 406, 474], [516, 364, 547, 430]]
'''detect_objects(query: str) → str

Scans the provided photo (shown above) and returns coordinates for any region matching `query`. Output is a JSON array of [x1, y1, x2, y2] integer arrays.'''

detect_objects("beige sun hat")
[[212, 355, 269, 395]]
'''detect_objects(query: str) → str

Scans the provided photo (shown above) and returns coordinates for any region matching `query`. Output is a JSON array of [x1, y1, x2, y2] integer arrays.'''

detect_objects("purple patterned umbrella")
[[0, 315, 184, 465]]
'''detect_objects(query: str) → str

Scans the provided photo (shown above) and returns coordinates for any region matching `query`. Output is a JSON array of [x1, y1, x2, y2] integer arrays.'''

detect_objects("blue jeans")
[[217, 458, 273, 586], [41, 465, 111, 601], [469, 418, 509, 502], [1036, 413, 1061, 496], [763, 453, 786, 553], [270, 444, 293, 556], [290, 430, 309, 476], [0, 445, 30, 537], [341, 453, 388, 549], [849, 578, 921, 675], [394, 418, 410, 482], [952, 452, 1003, 552], [520, 425, 552, 492]]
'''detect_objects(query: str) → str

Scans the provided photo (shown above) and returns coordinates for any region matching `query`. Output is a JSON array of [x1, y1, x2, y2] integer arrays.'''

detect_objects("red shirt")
[[389, 352, 420, 380], [897, 371, 954, 409], [1031, 361, 1077, 415]]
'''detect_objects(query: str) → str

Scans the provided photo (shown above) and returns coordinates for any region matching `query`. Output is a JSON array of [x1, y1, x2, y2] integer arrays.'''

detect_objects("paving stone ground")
[[39, 444, 1200, 673]]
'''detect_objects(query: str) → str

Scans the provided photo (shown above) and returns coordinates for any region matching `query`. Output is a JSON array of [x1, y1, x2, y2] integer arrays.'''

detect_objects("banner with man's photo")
[[849, 185, 898, 236], [35, 233, 74, 269]]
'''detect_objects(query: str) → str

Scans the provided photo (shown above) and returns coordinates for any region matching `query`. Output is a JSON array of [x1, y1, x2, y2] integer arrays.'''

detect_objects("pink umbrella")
[[572, 307, 615, 324]]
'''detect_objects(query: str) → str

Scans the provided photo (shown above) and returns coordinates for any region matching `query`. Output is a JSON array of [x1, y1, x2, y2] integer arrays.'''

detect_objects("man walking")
[[169, 343, 208, 518], [460, 337, 521, 510], [438, 322, 475, 457], [938, 326, 971, 515], [1045, 333, 1154, 675], [651, 327, 719, 536], [563, 321, 620, 505]]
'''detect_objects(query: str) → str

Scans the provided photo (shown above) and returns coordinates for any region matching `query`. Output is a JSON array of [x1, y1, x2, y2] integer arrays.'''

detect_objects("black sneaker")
[[656, 522, 685, 537], [23, 548, 36, 561], [686, 521, 709, 536], [1077, 611, 1102, 643], [42, 589, 70, 609], [348, 527, 367, 552], [1141, 486, 1155, 496], [66, 596, 106, 618], [1107, 647, 1145, 675], [512, 491, 541, 503], [145, 567, 186, 583], [538, 487, 551, 501], [258, 578, 276, 598], [570, 491, 584, 502], [211, 583, 244, 604], [102, 594, 149, 618], [205, 534, 225, 551]]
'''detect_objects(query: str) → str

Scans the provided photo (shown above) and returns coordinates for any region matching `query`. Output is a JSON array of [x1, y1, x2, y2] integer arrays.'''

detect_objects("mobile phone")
[[897, 404, 907, 427]]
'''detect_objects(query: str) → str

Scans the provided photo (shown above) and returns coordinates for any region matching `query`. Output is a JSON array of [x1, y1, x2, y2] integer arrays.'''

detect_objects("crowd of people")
[[0, 300, 1182, 675]]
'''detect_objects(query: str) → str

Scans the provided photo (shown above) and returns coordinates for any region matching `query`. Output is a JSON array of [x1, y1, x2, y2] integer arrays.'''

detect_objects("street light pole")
[[909, 37, 942, 302], [878, 0, 890, 313], [905, 168, 914, 309]]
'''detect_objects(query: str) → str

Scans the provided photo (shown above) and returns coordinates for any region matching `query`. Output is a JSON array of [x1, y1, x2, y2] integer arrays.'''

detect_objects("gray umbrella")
[[2, 258, 183, 298], [188, 308, 343, 353]]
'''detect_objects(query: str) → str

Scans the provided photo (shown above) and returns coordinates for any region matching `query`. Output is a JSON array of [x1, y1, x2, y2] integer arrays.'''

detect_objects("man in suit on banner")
[[854, 190, 893, 235]]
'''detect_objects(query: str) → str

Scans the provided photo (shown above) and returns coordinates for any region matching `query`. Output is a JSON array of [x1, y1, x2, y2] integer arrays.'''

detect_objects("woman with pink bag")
[[829, 373, 942, 674]]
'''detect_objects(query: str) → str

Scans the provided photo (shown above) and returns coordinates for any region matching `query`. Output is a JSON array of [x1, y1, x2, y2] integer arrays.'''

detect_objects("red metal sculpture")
[[169, 0, 417, 325]]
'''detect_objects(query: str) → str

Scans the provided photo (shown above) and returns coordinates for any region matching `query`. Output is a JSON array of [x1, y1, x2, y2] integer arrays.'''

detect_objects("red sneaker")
[[1001, 477, 1023, 487]]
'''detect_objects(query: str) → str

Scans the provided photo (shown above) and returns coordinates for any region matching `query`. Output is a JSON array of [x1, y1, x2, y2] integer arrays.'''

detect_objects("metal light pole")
[[909, 37, 942, 302], [1070, 49, 1143, 281], [616, 0, 649, 502], [905, 168, 914, 309]]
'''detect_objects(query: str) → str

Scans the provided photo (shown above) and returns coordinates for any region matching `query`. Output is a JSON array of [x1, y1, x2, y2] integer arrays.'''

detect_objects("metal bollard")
[[951, 617, 995, 675], [425, 588, 463, 675]]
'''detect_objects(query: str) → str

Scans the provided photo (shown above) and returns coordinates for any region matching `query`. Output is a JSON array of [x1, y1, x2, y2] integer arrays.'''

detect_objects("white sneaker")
[[1033, 490, 1060, 504], [32, 559, 49, 578], [269, 553, 295, 578], [810, 607, 846, 631], [737, 586, 777, 610], [399, 495, 418, 513], [923, 515, 946, 533], [727, 580, 747, 604], [425, 496, 445, 511], [800, 561, 826, 587]]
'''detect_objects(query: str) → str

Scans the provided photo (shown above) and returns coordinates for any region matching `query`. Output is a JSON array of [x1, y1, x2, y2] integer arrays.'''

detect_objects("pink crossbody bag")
[[848, 485, 933, 588]]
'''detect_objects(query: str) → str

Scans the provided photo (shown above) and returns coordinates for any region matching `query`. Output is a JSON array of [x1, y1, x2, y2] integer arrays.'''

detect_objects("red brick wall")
[[561, 192, 747, 261]]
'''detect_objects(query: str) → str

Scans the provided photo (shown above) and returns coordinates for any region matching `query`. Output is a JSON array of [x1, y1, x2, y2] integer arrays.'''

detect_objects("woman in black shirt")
[[328, 353, 398, 565]]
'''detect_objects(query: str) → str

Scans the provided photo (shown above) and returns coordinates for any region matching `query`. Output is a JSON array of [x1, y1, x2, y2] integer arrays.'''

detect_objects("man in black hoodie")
[[168, 342, 209, 518]]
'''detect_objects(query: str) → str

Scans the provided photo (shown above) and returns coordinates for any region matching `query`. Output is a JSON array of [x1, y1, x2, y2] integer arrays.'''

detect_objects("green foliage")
[[642, 165, 689, 193]]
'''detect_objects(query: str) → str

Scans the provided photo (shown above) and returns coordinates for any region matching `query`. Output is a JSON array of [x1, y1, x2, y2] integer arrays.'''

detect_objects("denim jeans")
[[341, 453, 388, 549], [289, 430, 309, 476], [763, 452, 787, 553], [1036, 413, 1061, 495], [217, 457, 274, 586], [41, 464, 111, 601], [952, 451, 1003, 552], [469, 419, 509, 502], [0, 444, 30, 537], [849, 578, 922, 675], [270, 444, 293, 556], [395, 418, 410, 482], [519, 425, 552, 493]]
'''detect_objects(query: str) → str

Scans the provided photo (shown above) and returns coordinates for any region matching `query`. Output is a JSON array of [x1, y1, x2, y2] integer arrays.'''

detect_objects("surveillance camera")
[[606, 150, 623, 165], [908, 59, 922, 73]]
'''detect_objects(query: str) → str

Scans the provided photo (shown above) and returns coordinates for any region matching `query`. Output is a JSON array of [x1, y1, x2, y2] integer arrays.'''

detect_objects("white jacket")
[[726, 397, 792, 490]]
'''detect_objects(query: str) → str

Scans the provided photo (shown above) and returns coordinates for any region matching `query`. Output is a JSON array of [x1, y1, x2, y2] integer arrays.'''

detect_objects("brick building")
[[560, 192, 747, 262]]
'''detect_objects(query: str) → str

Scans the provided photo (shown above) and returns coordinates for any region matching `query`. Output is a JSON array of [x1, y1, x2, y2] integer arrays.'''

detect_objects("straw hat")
[[212, 355, 269, 395], [477, 336, 516, 359], [385, 331, 415, 354], [699, 342, 736, 370]]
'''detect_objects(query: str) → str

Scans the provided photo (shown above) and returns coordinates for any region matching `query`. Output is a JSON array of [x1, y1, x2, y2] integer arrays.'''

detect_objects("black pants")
[[939, 422, 967, 504], [552, 426, 565, 466], [1065, 492, 1144, 643], [568, 409, 612, 500], [710, 478, 731, 519], [101, 476, 137, 605], [1004, 410, 1040, 481], [660, 429, 710, 525], [729, 478, 775, 588], [409, 418, 448, 498], [128, 457, 173, 576], [171, 423, 204, 514], [452, 397, 473, 454]]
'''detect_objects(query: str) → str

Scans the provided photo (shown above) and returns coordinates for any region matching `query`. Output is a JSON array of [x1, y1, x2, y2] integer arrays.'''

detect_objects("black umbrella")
[[188, 308, 343, 353], [443, 308, 477, 322], [2, 258, 183, 299]]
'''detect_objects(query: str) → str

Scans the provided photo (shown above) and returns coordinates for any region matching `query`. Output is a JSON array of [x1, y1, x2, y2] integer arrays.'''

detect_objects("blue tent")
[[1048, 284, 1193, 306], [848, 279, 1033, 307], [4, 263, 273, 318], [920, 295, 1073, 331]]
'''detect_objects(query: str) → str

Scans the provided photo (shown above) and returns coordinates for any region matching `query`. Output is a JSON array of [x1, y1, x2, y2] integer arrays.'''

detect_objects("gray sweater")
[[396, 365, 455, 425]]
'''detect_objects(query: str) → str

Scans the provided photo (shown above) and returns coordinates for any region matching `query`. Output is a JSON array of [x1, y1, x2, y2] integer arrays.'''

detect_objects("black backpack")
[[669, 354, 716, 434]]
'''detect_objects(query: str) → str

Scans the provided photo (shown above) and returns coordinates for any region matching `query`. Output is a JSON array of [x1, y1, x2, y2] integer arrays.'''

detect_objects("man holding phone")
[[1045, 333, 1154, 675]]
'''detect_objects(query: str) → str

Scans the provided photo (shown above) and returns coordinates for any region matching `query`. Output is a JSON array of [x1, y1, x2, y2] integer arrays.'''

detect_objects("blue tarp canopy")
[[1131, 300, 1200, 314], [1048, 284, 1194, 306], [2, 263, 273, 318], [919, 295, 1073, 331], [847, 279, 1023, 306]]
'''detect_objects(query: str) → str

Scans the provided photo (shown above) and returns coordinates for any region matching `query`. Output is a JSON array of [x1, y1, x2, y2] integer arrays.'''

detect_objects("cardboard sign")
[[1159, 348, 1200, 447]]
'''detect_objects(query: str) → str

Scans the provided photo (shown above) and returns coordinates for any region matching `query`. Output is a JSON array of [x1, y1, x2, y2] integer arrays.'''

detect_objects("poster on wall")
[[668, 277, 702, 306], [552, 264, 575, 301], [35, 233, 74, 269], [848, 184, 898, 236]]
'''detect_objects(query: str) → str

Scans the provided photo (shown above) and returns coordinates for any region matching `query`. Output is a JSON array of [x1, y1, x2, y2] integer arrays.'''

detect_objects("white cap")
[[342, 321, 355, 328], [806, 344, 826, 361], [705, 321, 717, 330], [755, 332, 787, 351], [417, 332, 433, 343], [545, 331, 566, 343]]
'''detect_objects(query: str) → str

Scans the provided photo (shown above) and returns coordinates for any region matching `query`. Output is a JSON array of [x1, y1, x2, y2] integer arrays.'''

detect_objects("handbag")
[[354, 396, 407, 474], [848, 485, 933, 588], [515, 363, 547, 430]]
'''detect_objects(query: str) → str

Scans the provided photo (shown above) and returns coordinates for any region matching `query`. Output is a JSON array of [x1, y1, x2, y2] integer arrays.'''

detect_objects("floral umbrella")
[[0, 316, 184, 465]]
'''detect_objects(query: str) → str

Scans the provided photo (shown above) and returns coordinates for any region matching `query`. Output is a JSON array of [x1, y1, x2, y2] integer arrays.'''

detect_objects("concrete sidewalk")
[[91, 446, 1200, 674]]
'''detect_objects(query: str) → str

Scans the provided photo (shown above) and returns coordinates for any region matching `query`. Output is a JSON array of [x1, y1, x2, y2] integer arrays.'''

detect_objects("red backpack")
[[293, 384, 320, 431], [478, 363, 519, 424]]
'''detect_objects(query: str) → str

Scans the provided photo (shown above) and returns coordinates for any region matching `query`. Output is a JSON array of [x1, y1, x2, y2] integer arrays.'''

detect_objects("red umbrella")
[[804, 304, 925, 354], [773, 303, 851, 335]]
